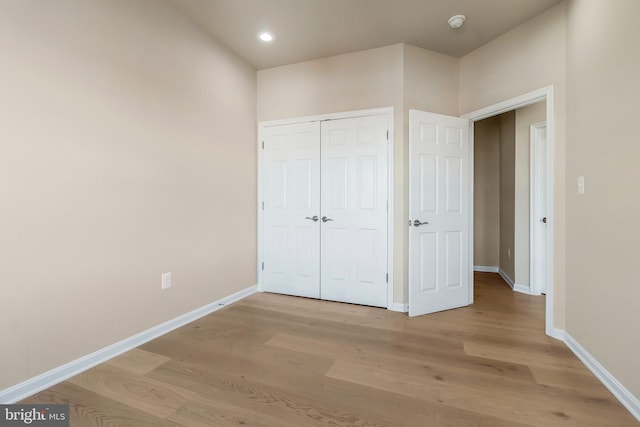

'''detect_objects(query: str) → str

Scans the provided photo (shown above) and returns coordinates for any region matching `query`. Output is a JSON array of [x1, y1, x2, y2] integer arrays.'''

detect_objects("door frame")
[[530, 121, 548, 296], [257, 107, 395, 310], [462, 86, 557, 339]]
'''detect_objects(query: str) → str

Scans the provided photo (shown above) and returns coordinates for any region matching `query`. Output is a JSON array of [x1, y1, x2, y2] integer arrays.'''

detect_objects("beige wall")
[[257, 44, 404, 122], [514, 101, 546, 286], [460, 2, 567, 328], [473, 117, 500, 267], [403, 44, 459, 116], [498, 112, 516, 281], [258, 44, 458, 304], [566, 0, 640, 398], [0, 0, 257, 390]]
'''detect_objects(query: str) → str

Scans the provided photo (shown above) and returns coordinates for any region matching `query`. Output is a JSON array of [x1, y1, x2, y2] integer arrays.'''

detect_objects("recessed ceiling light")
[[258, 32, 274, 42], [448, 15, 466, 29]]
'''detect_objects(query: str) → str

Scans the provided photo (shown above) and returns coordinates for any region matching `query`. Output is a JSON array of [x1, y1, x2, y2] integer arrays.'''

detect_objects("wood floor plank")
[[528, 365, 609, 393], [104, 348, 171, 375], [67, 364, 197, 419], [21, 382, 184, 427], [156, 316, 257, 344], [434, 405, 533, 427], [240, 292, 374, 317], [167, 393, 290, 427], [463, 341, 587, 371]]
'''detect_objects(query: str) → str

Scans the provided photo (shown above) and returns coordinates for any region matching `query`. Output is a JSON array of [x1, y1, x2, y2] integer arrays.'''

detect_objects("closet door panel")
[[262, 122, 321, 298], [320, 115, 388, 307]]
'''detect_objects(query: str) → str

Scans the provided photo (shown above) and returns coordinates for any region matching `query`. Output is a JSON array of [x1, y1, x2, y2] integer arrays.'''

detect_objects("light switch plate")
[[161, 272, 172, 290], [577, 176, 585, 194]]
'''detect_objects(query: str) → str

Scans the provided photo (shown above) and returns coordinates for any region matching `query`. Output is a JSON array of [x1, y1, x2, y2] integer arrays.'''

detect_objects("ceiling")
[[170, 0, 562, 70]]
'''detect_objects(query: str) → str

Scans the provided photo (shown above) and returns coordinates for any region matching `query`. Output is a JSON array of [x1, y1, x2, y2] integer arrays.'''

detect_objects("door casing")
[[257, 107, 395, 310]]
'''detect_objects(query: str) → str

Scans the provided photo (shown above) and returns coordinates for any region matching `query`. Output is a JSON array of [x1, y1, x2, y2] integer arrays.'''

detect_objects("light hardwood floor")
[[23, 273, 638, 426]]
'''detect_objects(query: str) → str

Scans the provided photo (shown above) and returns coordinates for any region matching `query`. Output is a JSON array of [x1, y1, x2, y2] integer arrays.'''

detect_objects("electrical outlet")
[[161, 272, 171, 290]]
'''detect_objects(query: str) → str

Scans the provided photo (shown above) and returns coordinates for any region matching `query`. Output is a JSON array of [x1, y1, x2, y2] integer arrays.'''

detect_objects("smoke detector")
[[448, 15, 466, 29]]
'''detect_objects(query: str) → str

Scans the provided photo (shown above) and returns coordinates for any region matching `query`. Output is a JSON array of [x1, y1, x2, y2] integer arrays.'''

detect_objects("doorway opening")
[[463, 86, 556, 338]]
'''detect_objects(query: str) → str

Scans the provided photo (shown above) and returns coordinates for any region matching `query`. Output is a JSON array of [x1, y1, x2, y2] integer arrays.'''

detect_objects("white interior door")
[[409, 110, 470, 316], [262, 122, 321, 298], [320, 115, 389, 307], [531, 123, 548, 295]]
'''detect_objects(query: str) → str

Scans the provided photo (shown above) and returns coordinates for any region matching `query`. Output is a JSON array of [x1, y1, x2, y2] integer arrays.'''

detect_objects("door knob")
[[305, 216, 319, 222], [541, 217, 547, 224], [413, 219, 429, 227], [321, 216, 333, 223]]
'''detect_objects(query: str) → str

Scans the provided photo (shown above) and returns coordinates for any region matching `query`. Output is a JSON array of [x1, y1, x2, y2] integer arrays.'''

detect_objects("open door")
[[530, 122, 548, 296], [409, 110, 471, 316]]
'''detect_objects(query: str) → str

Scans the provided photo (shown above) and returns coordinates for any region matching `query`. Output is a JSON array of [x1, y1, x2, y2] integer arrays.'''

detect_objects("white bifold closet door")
[[262, 121, 321, 298], [261, 114, 388, 307]]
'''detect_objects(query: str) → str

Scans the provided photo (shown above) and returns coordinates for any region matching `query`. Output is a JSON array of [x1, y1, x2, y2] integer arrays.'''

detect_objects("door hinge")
[[386, 200, 388, 212], [261, 262, 264, 271], [261, 141, 264, 149], [386, 273, 389, 283], [386, 130, 389, 140], [262, 202, 264, 210]]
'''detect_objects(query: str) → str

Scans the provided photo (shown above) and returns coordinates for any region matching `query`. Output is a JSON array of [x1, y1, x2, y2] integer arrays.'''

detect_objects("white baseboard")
[[389, 302, 409, 313], [564, 332, 640, 422], [498, 268, 515, 289], [514, 283, 535, 295], [0, 284, 257, 404], [481, 267, 536, 296], [546, 327, 565, 341], [474, 265, 499, 273]]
